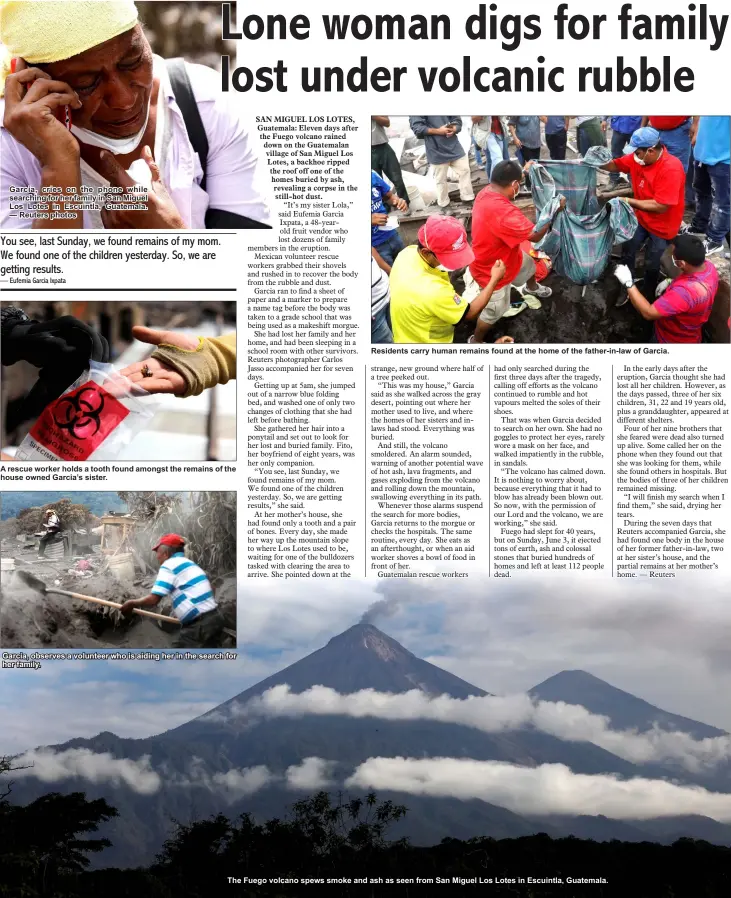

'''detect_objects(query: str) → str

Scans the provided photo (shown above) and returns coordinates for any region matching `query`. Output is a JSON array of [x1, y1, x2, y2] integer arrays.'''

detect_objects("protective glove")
[[655, 277, 672, 298], [1, 311, 109, 370], [613, 264, 633, 288], [1, 310, 109, 431]]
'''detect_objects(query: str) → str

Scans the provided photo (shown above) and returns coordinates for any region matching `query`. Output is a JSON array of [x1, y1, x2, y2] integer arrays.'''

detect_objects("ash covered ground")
[[0, 544, 236, 650], [0, 557, 177, 650]]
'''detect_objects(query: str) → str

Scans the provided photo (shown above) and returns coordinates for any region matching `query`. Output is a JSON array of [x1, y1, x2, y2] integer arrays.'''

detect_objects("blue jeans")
[[685, 146, 695, 206], [485, 133, 508, 177], [471, 135, 485, 169], [373, 230, 404, 268], [371, 305, 393, 343], [657, 120, 691, 171], [474, 134, 507, 178], [609, 131, 632, 183], [691, 160, 730, 244], [621, 223, 669, 300]]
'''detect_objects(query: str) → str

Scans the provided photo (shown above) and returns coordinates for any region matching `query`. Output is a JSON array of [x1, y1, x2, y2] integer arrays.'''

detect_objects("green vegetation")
[[1, 760, 729, 898]]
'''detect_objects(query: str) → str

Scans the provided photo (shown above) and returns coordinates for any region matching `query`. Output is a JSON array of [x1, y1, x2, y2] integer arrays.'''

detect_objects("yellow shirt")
[[389, 246, 467, 343]]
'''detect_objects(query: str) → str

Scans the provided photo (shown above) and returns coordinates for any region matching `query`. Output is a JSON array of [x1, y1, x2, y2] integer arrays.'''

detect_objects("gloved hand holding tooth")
[[613, 264, 634, 288]]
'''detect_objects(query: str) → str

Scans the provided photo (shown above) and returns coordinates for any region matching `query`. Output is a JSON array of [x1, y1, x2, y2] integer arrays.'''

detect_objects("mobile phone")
[[11, 58, 72, 130]]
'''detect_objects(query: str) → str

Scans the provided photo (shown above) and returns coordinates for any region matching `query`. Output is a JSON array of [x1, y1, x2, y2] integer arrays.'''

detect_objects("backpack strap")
[[165, 58, 271, 230], [166, 57, 209, 193]]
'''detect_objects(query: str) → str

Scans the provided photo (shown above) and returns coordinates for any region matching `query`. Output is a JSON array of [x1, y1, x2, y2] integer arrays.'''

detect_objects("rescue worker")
[[120, 533, 224, 648], [599, 127, 686, 305]]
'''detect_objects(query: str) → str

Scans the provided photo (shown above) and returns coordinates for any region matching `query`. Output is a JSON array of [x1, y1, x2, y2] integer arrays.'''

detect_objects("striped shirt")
[[151, 552, 217, 624], [653, 263, 718, 344], [371, 257, 391, 318]]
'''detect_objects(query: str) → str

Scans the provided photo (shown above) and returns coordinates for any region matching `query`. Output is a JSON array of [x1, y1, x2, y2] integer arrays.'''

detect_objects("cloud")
[[13, 748, 160, 794], [370, 576, 731, 731], [286, 757, 337, 790], [346, 757, 731, 822], [4, 575, 731, 761], [211, 766, 275, 797], [0, 670, 248, 755], [11, 746, 276, 802], [165, 757, 276, 800], [226, 685, 731, 773]]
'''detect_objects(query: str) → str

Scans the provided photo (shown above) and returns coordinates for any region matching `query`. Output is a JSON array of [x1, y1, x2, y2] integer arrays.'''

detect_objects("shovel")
[[15, 570, 180, 626]]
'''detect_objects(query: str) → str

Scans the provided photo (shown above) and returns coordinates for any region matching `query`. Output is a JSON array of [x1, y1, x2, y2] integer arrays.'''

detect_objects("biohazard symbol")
[[52, 386, 105, 440]]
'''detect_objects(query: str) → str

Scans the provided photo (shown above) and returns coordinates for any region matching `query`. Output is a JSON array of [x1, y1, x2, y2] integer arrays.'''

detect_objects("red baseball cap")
[[418, 215, 474, 270], [152, 533, 186, 551]]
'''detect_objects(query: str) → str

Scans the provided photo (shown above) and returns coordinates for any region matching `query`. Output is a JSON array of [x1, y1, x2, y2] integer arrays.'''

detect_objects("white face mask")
[[71, 100, 150, 155], [633, 152, 646, 166]]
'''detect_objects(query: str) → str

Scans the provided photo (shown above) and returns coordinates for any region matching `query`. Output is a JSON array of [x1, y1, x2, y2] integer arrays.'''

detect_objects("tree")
[[152, 791, 409, 895], [1, 755, 24, 803], [0, 758, 118, 898], [152, 813, 235, 897], [287, 790, 408, 857]]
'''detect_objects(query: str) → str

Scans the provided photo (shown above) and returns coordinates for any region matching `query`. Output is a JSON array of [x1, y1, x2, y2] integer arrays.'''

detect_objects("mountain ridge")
[[529, 669, 726, 738], [10, 622, 730, 866]]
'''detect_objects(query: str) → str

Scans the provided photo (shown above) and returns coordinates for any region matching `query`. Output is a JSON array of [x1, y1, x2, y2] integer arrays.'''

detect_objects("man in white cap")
[[0, 1, 271, 229], [599, 126, 686, 304]]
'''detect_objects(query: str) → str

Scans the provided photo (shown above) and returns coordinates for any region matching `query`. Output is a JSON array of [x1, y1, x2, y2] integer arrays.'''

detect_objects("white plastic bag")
[[15, 362, 159, 461], [402, 169, 437, 208]]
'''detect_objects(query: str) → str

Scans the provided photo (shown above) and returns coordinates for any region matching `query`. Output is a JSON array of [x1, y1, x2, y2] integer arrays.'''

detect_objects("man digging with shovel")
[[119, 534, 224, 649]]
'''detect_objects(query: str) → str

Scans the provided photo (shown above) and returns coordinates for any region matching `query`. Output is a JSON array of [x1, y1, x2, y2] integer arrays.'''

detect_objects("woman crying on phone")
[[0, 0, 271, 230]]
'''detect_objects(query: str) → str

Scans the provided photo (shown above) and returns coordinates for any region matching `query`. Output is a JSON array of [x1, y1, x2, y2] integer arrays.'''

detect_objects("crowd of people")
[[371, 115, 729, 346]]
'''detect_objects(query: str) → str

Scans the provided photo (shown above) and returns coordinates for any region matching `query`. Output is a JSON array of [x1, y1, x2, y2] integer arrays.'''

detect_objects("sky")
[[2, 573, 730, 756]]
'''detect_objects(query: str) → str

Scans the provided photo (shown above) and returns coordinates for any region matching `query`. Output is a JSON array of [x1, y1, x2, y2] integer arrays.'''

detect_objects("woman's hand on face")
[[98, 146, 186, 229], [2, 59, 82, 169]]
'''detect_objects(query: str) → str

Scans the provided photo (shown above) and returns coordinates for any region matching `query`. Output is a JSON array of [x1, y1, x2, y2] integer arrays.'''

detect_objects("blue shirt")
[[693, 116, 730, 166], [508, 116, 542, 149], [371, 170, 392, 247], [151, 552, 216, 624], [408, 116, 465, 165], [607, 116, 643, 135], [545, 116, 567, 135]]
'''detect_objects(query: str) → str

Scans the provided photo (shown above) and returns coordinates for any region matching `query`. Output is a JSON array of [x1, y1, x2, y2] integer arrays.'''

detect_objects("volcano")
[[530, 669, 725, 739], [221, 623, 487, 700], [8, 623, 731, 866]]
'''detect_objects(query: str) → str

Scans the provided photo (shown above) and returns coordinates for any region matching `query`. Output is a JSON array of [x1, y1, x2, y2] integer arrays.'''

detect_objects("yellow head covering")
[[1, 1, 138, 93]]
